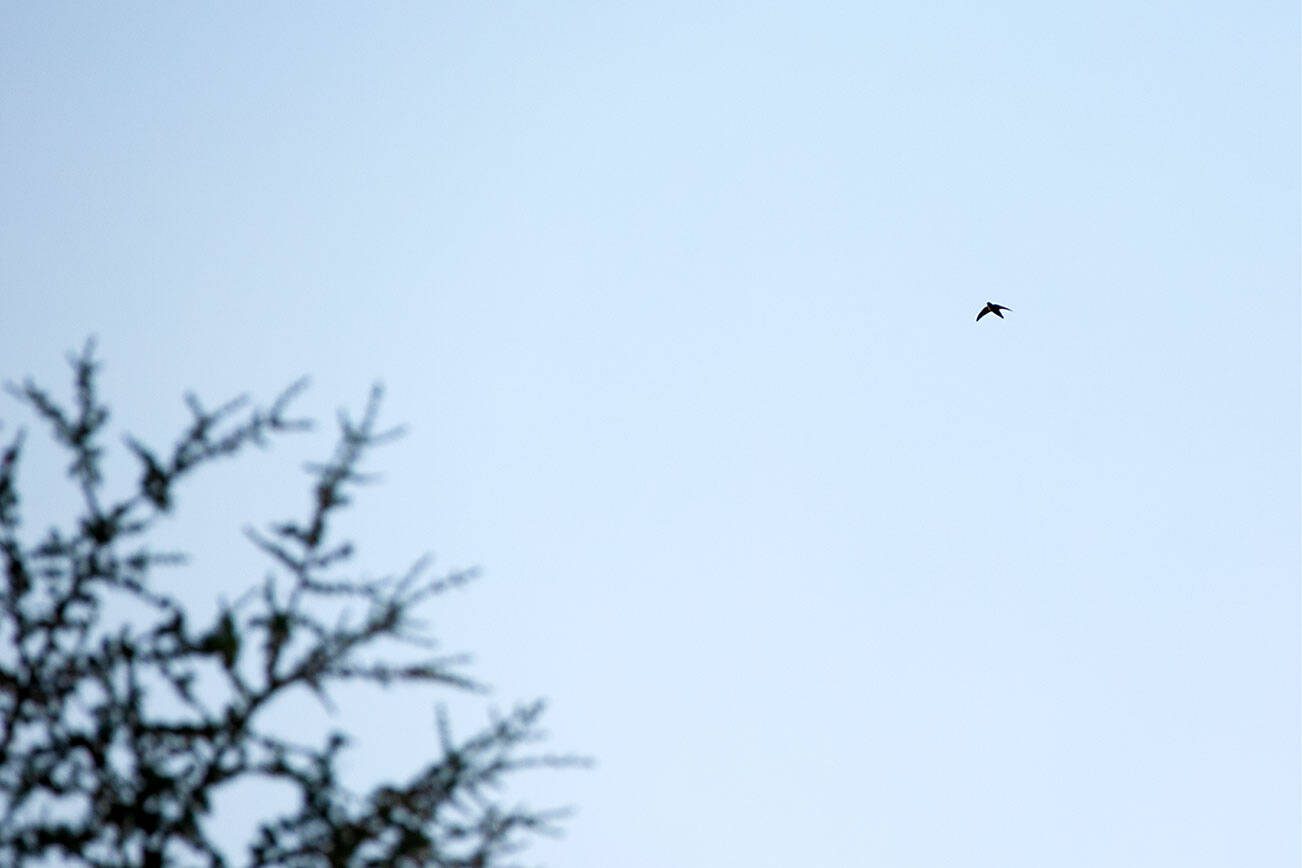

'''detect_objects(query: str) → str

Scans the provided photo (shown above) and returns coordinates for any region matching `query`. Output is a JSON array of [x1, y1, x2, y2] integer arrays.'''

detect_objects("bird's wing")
[[976, 307, 991, 321], [994, 304, 1012, 312]]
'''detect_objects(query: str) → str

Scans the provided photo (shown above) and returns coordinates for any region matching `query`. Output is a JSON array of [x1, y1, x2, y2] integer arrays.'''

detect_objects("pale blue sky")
[[1, 4, 1298, 866]]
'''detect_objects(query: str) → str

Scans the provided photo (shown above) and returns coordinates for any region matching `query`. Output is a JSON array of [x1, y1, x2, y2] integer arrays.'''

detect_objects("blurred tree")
[[0, 342, 580, 867]]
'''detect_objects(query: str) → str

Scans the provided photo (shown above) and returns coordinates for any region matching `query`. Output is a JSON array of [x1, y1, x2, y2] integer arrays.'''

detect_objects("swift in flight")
[[976, 302, 1012, 322]]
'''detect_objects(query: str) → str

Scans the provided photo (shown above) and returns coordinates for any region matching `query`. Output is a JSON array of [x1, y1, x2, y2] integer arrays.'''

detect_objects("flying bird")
[[976, 301, 1012, 322]]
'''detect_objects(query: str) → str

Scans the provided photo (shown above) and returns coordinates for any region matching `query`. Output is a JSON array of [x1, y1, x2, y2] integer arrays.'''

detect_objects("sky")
[[1, 3, 1298, 866]]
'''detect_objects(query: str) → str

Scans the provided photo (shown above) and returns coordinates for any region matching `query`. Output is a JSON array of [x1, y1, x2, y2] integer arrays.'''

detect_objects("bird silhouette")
[[976, 301, 1011, 322]]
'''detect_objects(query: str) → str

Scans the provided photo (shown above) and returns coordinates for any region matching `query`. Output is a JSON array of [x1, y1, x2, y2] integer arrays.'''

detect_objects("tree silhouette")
[[0, 342, 581, 867]]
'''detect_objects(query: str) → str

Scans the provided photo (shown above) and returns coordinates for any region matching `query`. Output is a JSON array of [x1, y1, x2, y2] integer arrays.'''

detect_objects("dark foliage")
[[0, 342, 582, 867]]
